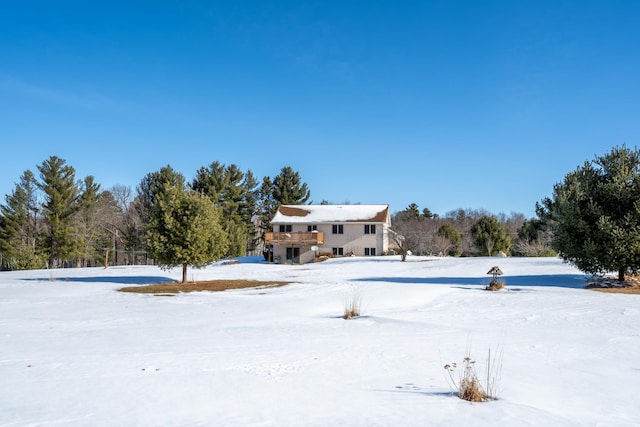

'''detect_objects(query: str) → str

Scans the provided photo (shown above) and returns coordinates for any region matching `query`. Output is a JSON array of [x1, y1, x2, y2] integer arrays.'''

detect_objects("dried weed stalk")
[[343, 290, 362, 319], [444, 348, 502, 402]]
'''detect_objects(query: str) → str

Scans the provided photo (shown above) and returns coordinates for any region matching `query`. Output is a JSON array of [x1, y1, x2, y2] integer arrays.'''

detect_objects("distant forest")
[[0, 155, 551, 270]]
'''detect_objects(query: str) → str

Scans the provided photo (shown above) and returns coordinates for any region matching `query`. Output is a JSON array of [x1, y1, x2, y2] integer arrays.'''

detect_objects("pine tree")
[[136, 165, 186, 225], [74, 176, 103, 267], [405, 203, 421, 220], [192, 161, 225, 203], [538, 144, 640, 281], [239, 170, 260, 253], [272, 166, 310, 205], [256, 176, 277, 256], [136, 165, 186, 259], [146, 182, 227, 283], [37, 156, 79, 268], [471, 215, 511, 256], [192, 162, 259, 256], [0, 170, 43, 269]]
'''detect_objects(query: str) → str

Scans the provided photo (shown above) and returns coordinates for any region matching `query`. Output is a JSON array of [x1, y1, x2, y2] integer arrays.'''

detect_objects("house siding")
[[318, 223, 383, 256], [269, 204, 391, 264]]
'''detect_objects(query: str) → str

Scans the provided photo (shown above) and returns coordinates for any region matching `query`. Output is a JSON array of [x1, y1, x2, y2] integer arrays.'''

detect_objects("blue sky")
[[1, 1, 638, 217]]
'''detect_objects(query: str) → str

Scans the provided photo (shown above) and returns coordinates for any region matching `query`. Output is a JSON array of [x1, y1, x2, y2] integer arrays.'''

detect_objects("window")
[[332, 224, 343, 234], [307, 225, 317, 231], [370, 248, 376, 256], [364, 224, 376, 234], [364, 248, 369, 256], [279, 225, 292, 232], [332, 247, 344, 256]]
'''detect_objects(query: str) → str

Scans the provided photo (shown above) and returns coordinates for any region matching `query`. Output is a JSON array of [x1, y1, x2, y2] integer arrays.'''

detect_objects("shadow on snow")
[[355, 274, 587, 289], [21, 276, 174, 285]]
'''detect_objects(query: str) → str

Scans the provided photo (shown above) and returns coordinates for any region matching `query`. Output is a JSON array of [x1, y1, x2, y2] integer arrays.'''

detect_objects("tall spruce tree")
[[192, 162, 259, 256], [0, 170, 43, 269], [272, 166, 310, 205], [256, 176, 277, 255], [538, 145, 640, 281], [75, 176, 103, 267], [146, 175, 227, 283], [37, 156, 79, 268], [136, 165, 186, 225], [239, 170, 260, 253]]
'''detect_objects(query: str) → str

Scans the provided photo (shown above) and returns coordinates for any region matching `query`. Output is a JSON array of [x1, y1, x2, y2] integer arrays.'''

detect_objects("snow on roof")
[[271, 204, 390, 224]]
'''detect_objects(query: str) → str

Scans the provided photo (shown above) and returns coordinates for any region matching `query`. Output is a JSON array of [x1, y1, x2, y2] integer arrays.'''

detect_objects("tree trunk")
[[400, 245, 408, 261], [618, 267, 625, 282], [485, 239, 493, 256], [182, 263, 188, 283]]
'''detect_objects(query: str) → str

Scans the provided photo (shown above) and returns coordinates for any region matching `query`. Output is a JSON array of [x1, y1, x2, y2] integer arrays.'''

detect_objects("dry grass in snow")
[[118, 279, 291, 295]]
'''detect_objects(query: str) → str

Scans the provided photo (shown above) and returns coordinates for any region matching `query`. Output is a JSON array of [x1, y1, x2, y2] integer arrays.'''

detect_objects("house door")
[[286, 247, 300, 264]]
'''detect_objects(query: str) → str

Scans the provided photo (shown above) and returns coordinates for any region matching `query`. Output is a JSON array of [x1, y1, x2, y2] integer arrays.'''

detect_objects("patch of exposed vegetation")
[[343, 297, 361, 319], [588, 285, 640, 294], [118, 279, 292, 295], [485, 279, 505, 291], [586, 275, 640, 294]]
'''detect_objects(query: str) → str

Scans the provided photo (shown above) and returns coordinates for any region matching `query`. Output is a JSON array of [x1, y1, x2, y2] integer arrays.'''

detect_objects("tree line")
[[390, 144, 640, 282], [0, 156, 310, 273], [3, 145, 640, 282], [389, 204, 552, 259]]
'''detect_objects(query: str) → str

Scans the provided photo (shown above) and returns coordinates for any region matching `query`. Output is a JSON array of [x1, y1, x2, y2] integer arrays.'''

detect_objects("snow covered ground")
[[1, 256, 639, 426]]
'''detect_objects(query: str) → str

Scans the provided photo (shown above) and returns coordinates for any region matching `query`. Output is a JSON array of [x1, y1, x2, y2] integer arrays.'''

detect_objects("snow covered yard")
[[1, 256, 639, 426]]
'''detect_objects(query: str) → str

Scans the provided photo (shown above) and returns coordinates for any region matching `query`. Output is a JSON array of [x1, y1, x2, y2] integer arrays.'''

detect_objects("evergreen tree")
[[435, 223, 461, 256], [404, 203, 421, 220], [192, 161, 227, 202], [239, 170, 260, 253], [192, 162, 259, 256], [220, 165, 259, 255], [422, 207, 435, 219], [538, 145, 640, 280], [471, 215, 511, 256], [37, 156, 79, 268], [136, 165, 186, 225], [514, 218, 554, 257], [0, 170, 43, 269], [136, 165, 186, 258], [396, 203, 434, 221], [256, 176, 277, 254], [74, 176, 103, 267], [271, 166, 310, 205], [146, 182, 227, 283]]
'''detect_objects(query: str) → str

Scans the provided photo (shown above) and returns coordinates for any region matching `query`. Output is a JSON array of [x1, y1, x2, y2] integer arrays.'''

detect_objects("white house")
[[265, 204, 391, 264]]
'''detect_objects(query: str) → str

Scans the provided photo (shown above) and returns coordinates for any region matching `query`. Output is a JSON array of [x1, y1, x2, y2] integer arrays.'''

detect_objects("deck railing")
[[265, 231, 324, 245]]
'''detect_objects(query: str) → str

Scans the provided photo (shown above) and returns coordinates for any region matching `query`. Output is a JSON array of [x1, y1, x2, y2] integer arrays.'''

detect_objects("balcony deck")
[[265, 231, 324, 246]]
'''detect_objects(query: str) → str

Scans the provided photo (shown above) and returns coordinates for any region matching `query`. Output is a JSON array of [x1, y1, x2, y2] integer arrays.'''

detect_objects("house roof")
[[271, 204, 390, 224]]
